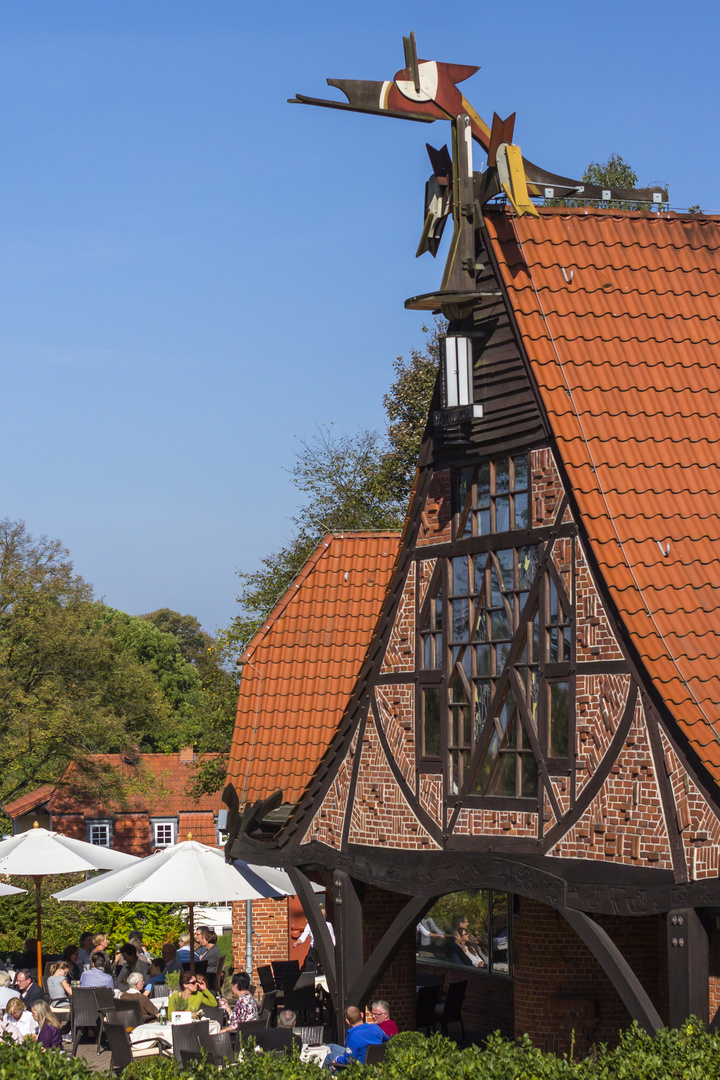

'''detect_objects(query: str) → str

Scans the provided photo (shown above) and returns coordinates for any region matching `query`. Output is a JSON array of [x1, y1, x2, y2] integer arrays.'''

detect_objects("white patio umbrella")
[[0, 824, 138, 980], [53, 838, 296, 973], [0, 883, 26, 896]]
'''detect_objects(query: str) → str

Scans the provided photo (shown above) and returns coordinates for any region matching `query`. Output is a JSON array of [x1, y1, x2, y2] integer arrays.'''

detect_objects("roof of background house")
[[5, 753, 220, 820], [2, 784, 56, 818], [485, 207, 720, 782], [226, 532, 401, 807]]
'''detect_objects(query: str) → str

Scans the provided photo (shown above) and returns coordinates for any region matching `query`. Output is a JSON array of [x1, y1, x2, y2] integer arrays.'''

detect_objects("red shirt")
[[378, 1019, 398, 1036]]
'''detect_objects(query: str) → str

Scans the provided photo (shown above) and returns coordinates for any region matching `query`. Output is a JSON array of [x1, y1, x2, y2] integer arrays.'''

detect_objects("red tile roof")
[[485, 207, 720, 781], [226, 532, 401, 806], [46, 754, 221, 816], [2, 785, 56, 818]]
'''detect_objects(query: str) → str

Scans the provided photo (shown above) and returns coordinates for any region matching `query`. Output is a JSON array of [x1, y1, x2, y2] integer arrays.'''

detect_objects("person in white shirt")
[[293, 906, 336, 950], [5, 996, 38, 1037], [0, 973, 18, 1011], [80, 953, 114, 990]]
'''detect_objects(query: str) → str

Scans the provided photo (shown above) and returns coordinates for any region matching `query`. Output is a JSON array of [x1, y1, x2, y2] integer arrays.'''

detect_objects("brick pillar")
[[513, 897, 668, 1056], [361, 885, 415, 1030]]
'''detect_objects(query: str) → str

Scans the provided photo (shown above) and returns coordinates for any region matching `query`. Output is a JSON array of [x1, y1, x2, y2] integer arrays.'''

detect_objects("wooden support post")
[[667, 908, 708, 1028], [334, 871, 364, 1034], [285, 867, 338, 1014]]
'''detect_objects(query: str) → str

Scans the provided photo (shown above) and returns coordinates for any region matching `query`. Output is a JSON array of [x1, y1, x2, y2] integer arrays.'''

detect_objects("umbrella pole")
[[189, 902, 195, 975], [35, 876, 43, 987]]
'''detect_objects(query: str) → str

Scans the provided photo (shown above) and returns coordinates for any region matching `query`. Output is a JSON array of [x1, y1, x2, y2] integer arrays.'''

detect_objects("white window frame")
[[152, 819, 176, 848], [443, 336, 473, 408], [87, 820, 112, 848]]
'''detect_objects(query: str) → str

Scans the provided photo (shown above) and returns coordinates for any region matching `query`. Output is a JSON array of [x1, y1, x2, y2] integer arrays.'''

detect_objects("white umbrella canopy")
[[53, 839, 297, 974], [0, 824, 138, 979], [53, 841, 294, 904], [0, 883, 26, 896]]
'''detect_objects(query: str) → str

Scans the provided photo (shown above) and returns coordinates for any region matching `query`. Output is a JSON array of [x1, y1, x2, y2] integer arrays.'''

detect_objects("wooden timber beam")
[[334, 871, 364, 1028], [285, 867, 339, 1014], [560, 907, 663, 1034], [667, 908, 708, 1027], [346, 894, 438, 1009]]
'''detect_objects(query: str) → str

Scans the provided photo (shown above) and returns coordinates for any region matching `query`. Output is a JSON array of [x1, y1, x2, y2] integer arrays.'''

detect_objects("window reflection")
[[416, 890, 512, 976]]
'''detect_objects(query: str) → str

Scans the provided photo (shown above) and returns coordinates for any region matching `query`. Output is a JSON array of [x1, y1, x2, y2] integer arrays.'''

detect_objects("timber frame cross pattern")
[[225, 34, 720, 1048]]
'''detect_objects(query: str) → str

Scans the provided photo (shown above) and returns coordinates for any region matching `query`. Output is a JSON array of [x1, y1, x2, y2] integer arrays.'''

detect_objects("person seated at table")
[[92, 933, 110, 958], [77, 933, 94, 969], [5, 996, 38, 1038], [161, 943, 182, 974], [176, 934, 199, 964], [324, 1005, 387, 1068], [46, 961, 73, 1005], [0, 1006, 22, 1044], [195, 927, 222, 978], [219, 972, 259, 1031], [60, 945, 81, 982], [254, 1008, 301, 1056], [129, 933, 152, 965], [143, 957, 166, 994], [31, 1001, 63, 1050], [80, 953, 114, 990], [20, 939, 38, 972], [370, 1000, 398, 1036], [119, 972, 159, 1021], [168, 971, 215, 1014], [0, 972, 17, 1011], [115, 943, 149, 989], [193, 973, 217, 1007], [15, 970, 47, 1008]]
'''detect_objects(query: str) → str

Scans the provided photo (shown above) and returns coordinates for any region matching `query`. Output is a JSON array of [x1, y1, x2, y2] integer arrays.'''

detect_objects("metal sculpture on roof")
[[291, 33, 668, 311]]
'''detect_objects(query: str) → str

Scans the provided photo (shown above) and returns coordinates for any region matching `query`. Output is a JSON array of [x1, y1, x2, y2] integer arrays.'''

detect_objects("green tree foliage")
[[221, 321, 443, 661], [0, 875, 186, 953], [545, 153, 669, 211], [0, 519, 237, 805]]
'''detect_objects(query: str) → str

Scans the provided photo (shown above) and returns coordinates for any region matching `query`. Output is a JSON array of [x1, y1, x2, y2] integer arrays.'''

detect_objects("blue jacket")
[[336, 1023, 388, 1065]]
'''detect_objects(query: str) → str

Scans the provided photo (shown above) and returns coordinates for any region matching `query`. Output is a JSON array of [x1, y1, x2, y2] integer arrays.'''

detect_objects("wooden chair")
[[433, 979, 467, 1039], [104, 1021, 163, 1074], [171, 1019, 209, 1064], [70, 987, 101, 1056], [415, 983, 441, 1033], [364, 1042, 389, 1065]]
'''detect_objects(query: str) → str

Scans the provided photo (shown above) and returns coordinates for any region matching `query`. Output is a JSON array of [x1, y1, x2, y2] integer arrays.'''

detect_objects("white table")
[[130, 1019, 220, 1048]]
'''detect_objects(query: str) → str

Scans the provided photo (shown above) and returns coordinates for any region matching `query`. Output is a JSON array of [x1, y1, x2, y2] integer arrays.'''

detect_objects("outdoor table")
[[130, 1019, 220, 1048], [302, 1044, 329, 1065]]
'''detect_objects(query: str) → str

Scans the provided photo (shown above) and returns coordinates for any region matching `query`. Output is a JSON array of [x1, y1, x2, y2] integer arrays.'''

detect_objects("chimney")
[[179, 746, 196, 764]]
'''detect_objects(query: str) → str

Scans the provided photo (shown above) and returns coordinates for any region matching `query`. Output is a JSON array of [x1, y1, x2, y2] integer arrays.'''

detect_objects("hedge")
[[1, 1022, 719, 1080]]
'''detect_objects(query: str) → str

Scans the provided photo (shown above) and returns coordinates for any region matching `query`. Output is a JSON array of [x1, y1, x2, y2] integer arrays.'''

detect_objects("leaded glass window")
[[455, 455, 530, 539]]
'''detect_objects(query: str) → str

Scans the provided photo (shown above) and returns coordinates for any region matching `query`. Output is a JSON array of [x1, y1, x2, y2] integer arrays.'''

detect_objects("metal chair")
[[212, 954, 225, 995], [172, 1019, 209, 1064], [416, 983, 441, 1033], [364, 1042, 389, 1065], [181, 960, 208, 974], [236, 1016, 270, 1045], [92, 988, 116, 1054], [258, 965, 276, 994], [105, 1000, 144, 1031], [70, 987, 101, 1056], [433, 979, 467, 1039], [178, 1049, 204, 1069]]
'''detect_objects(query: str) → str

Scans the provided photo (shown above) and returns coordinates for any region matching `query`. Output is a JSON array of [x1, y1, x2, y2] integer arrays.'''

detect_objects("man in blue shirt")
[[324, 1005, 387, 1068]]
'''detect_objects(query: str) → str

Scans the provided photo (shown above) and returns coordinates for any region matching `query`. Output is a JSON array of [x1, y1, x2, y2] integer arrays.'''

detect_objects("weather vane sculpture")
[[291, 33, 667, 316]]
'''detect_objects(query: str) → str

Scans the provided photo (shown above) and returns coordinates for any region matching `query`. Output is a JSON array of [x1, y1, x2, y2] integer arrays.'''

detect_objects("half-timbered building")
[[225, 40, 720, 1054]]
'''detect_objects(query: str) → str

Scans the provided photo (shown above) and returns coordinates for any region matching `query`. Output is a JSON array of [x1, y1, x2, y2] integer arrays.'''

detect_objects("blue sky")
[[1, 0, 717, 634]]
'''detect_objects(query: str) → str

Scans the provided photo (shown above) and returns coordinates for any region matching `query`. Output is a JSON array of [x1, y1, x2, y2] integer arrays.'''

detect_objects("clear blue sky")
[[1, 0, 716, 634]]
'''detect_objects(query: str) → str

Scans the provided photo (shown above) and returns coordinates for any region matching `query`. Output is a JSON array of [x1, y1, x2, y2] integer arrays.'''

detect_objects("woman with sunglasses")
[[168, 971, 216, 1014]]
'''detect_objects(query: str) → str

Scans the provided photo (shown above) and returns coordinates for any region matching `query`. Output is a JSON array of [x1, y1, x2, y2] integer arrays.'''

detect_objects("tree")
[[220, 322, 442, 661], [545, 153, 669, 211]]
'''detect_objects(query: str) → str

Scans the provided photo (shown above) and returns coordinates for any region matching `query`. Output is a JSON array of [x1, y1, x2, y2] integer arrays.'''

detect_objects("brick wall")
[[232, 897, 289, 986], [514, 897, 668, 1055], [113, 814, 152, 856], [417, 471, 451, 547], [416, 961, 514, 1038], [361, 885, 416, 1030]]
